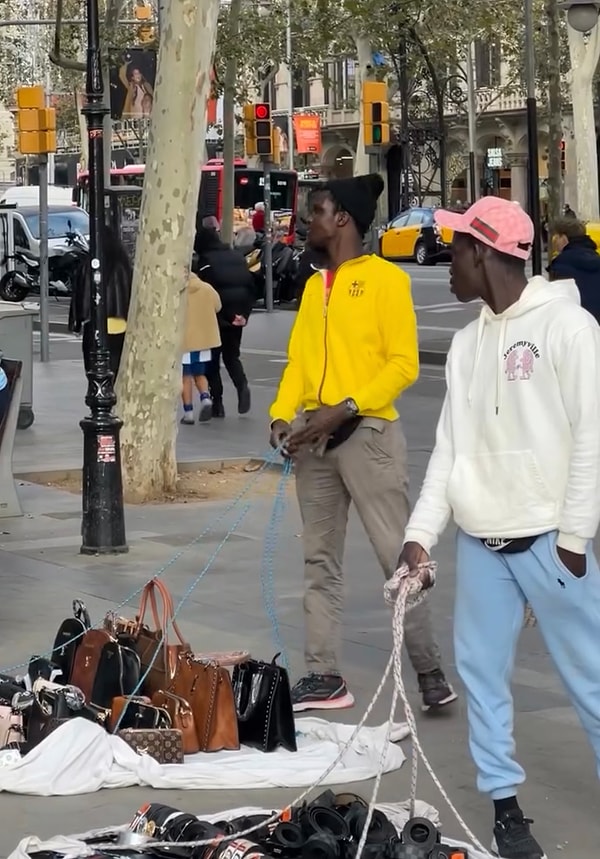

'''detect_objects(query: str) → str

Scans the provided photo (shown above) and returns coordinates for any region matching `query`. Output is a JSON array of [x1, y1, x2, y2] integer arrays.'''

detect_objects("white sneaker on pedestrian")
[[198, 398, 213, 423]]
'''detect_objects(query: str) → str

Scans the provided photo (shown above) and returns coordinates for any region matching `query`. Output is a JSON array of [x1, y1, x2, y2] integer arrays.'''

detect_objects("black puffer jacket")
[[548, 234, 600, 322], [194, 228, 254, 326]]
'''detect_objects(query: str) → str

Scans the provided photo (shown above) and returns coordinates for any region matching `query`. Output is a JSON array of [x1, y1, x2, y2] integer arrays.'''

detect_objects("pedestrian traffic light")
[[362, 81, 390, 150], [15, 86, 56, 155], [243, 102, 273, 158], [134, 3, 156, 44]]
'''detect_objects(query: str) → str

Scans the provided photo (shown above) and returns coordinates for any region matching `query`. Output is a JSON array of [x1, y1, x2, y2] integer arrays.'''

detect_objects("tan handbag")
[[152, 690, 199, 755], [170, 653, 239, 752], [133, 579, 190, 696]]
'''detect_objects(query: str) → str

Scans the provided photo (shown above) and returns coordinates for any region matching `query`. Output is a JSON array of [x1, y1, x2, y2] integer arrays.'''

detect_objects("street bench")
[[0, 359, 23, 518]]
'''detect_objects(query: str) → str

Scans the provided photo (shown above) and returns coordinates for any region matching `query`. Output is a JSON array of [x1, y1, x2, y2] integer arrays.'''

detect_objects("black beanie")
[[323, 173, 385, 233]]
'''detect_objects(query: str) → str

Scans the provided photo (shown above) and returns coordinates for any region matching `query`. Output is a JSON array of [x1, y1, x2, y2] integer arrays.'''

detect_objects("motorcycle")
[[246, 233, 300, 305], [0, 232, 89, 303]]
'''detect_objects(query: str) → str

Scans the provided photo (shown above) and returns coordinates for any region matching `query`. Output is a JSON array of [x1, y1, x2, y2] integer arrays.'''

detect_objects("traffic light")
[[560, 139, 566, 173], [15, 86, 56, 155], [243, 102, 273, 158], [362, 80, 390, 150], [134, 3, 156, 44]]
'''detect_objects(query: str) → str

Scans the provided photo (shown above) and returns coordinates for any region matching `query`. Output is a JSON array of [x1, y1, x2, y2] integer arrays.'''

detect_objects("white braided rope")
[[92, 565, 495, 856]]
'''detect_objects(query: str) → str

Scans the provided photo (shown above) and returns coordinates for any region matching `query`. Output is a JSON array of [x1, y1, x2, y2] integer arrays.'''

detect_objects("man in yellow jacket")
[[269, 173, 456, 712]]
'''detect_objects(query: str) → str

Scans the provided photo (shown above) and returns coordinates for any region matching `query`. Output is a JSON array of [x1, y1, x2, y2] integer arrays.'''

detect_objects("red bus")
[[74, 160, 298, 239]]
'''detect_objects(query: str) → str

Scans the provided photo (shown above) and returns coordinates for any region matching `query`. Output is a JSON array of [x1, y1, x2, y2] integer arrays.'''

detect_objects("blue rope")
[[260, 458, 293, 671], [0, 448, 282, 675], [112, 499, 253, 732]]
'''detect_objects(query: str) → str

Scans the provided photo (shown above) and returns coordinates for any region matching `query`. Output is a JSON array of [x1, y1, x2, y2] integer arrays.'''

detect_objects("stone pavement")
[[0, 363, 596, 857]]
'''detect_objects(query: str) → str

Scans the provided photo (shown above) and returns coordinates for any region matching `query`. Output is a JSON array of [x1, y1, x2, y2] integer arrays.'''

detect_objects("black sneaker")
[[238, 385, 251, 415], [291, 673, 355, 712], [418, 669, 458, 711], [211, 402, 225, 418], [492, 810, 547, 858]]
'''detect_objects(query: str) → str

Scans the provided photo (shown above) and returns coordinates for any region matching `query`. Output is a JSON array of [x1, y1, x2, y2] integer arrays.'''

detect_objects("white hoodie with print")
[[404, 276, 600, 554]]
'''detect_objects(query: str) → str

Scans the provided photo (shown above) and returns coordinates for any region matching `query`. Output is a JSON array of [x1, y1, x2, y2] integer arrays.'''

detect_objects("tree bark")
[[567, 24, 600, 220], [116, 0, 220, 502], [353, 33, 372, 176], [545, 0, 562, 240], [220, 0, 242, 245]]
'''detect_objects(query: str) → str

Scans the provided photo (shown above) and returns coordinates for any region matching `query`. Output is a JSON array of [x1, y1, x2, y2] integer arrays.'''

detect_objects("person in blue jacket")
[[548, 218, 600, 322]]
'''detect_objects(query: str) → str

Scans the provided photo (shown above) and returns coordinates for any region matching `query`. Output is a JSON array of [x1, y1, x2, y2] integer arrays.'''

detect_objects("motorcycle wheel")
[[0, 272, 29, 302]]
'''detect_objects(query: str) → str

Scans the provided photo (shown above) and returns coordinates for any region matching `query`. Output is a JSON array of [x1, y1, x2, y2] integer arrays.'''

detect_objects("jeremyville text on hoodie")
[[404, 276, 600, 554]]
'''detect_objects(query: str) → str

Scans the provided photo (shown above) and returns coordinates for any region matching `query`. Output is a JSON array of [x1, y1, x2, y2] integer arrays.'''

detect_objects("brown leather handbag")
[[152, 690, 199, 755], [70, 629, 113, 702], [170, 653, 239, 752], [133, 579, 190, 696]]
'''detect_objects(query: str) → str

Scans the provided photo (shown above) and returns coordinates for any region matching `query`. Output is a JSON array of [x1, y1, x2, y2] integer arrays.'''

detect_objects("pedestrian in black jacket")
[[194, 225, 254, 417], [548, 218, 600, 322], [69, 225, 132, 381]]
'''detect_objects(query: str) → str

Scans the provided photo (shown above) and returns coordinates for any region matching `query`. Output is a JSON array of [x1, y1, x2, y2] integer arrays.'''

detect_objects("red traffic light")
[[255, 103, 270, 120]]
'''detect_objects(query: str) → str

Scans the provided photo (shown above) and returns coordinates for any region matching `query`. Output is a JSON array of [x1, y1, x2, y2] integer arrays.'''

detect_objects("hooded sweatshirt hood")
[[468, 276, 580, 414], [404, 274, 600, 555]]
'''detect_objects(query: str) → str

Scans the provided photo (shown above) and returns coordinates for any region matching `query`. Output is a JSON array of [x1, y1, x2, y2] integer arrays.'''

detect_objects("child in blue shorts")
[[181, 273, 221, 424]]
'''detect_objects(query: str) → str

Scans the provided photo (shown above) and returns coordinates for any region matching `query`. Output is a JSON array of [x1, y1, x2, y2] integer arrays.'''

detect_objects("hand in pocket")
[[557, 545, 587, 578]]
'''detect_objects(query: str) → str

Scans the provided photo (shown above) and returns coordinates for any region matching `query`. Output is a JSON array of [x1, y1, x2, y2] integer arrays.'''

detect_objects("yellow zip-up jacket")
[[270, 254, 419, 424]]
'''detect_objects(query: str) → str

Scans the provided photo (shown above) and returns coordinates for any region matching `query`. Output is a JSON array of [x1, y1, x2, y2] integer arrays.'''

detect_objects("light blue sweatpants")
[[455, 529, 600, 799]]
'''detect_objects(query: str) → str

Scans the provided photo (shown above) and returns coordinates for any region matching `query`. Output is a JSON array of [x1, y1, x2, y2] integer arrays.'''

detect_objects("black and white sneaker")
[[492, 810, 547, 858], [418, 669, 458, 711], [291, 673, 355, 712]]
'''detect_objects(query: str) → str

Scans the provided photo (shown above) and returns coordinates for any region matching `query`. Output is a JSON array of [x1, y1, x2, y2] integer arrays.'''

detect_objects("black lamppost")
[[79, 0, 127, 554], [525, 0, 542, 275]]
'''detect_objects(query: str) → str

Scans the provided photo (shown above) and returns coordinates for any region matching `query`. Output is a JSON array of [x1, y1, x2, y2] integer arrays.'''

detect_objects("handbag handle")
[[136, 579, 188, 681], [72, 599, 91, 629]]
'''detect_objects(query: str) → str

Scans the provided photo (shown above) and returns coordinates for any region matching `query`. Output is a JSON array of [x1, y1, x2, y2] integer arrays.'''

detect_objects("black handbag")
[[91, 641, 141, 709], [232, 654, 297, 753], [52, 599, 92, 679], [26, 680, 108, 751]]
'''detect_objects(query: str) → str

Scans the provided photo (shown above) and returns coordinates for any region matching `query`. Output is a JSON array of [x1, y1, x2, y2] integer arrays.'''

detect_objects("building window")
[[474, 41, 501, 89], [292, 64, 310, 108], [323, 58, 357, 109]]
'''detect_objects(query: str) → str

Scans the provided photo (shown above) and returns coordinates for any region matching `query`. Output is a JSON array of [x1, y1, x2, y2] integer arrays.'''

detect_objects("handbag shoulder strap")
[[149, 578, 188, 648]]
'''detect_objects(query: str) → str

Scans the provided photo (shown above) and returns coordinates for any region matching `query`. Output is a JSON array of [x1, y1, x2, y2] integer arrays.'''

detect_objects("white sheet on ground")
[[0, 717, 409, 796], [8, 804, 491, 859]]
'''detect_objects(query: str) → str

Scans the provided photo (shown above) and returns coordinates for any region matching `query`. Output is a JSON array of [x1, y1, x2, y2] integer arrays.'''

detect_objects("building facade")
[[271, 45, 577, 220]]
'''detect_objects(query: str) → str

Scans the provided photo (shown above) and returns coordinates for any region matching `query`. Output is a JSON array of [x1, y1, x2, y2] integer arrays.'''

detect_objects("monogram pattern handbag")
[[117, 728, 184, 764]]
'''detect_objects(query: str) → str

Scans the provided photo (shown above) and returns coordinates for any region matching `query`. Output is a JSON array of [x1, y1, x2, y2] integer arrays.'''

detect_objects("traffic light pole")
[[262, 159, 274, 313], [38, 154, 50, 363], [79, 0, 127, 555]]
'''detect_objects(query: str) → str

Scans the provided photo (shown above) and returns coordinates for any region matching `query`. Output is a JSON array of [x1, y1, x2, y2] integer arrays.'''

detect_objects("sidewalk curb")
[[15, 456, 285, 485], [34, 320, 450, 365]]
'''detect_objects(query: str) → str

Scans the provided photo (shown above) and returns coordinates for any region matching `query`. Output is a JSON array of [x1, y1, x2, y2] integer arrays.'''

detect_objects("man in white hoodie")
[[399, 196, 600, 859]]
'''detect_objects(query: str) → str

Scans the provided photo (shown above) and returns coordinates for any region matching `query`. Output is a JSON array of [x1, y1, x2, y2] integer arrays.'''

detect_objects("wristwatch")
[[344, 397, 360, 417]]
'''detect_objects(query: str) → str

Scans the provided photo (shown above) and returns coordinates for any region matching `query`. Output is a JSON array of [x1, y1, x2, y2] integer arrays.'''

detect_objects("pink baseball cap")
[[434, 196, 534, 260]]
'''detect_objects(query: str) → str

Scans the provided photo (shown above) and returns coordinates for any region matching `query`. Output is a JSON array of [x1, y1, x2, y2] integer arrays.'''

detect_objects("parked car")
[[379, 206, 452, 265]]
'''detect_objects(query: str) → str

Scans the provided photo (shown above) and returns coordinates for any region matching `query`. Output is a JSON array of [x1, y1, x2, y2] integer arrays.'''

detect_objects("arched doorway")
[[320, 144, 355, 179]]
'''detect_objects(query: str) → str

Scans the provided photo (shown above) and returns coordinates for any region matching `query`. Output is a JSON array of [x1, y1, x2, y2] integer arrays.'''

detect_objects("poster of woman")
[[109, 49, 156, 120]]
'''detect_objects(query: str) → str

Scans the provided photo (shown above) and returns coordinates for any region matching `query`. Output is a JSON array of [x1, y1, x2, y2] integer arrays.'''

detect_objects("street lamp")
[[79, 0, 127, 554], [525, 0, 543, 275], [558, 0, 600, 31]]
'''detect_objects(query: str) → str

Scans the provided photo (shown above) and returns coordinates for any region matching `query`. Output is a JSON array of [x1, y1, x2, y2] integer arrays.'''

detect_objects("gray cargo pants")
[[294, 417, 442, 676]]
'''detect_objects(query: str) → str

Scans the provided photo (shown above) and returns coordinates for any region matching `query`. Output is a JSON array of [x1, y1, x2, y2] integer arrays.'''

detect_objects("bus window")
[[234, 171, 295, 211]]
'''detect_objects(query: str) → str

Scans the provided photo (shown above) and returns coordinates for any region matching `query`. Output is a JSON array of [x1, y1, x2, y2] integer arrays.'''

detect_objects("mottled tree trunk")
[[353, 33, 373, 176], [568, 25, 600, 220], [116, 0, 220, 502]]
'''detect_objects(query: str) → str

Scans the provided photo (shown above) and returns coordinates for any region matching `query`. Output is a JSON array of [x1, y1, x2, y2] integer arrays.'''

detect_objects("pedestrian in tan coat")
[[181, 272, 221, 424]]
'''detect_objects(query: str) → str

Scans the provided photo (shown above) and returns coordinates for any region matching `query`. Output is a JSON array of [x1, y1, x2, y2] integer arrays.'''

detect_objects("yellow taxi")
[[379, 207, 453, 265]]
